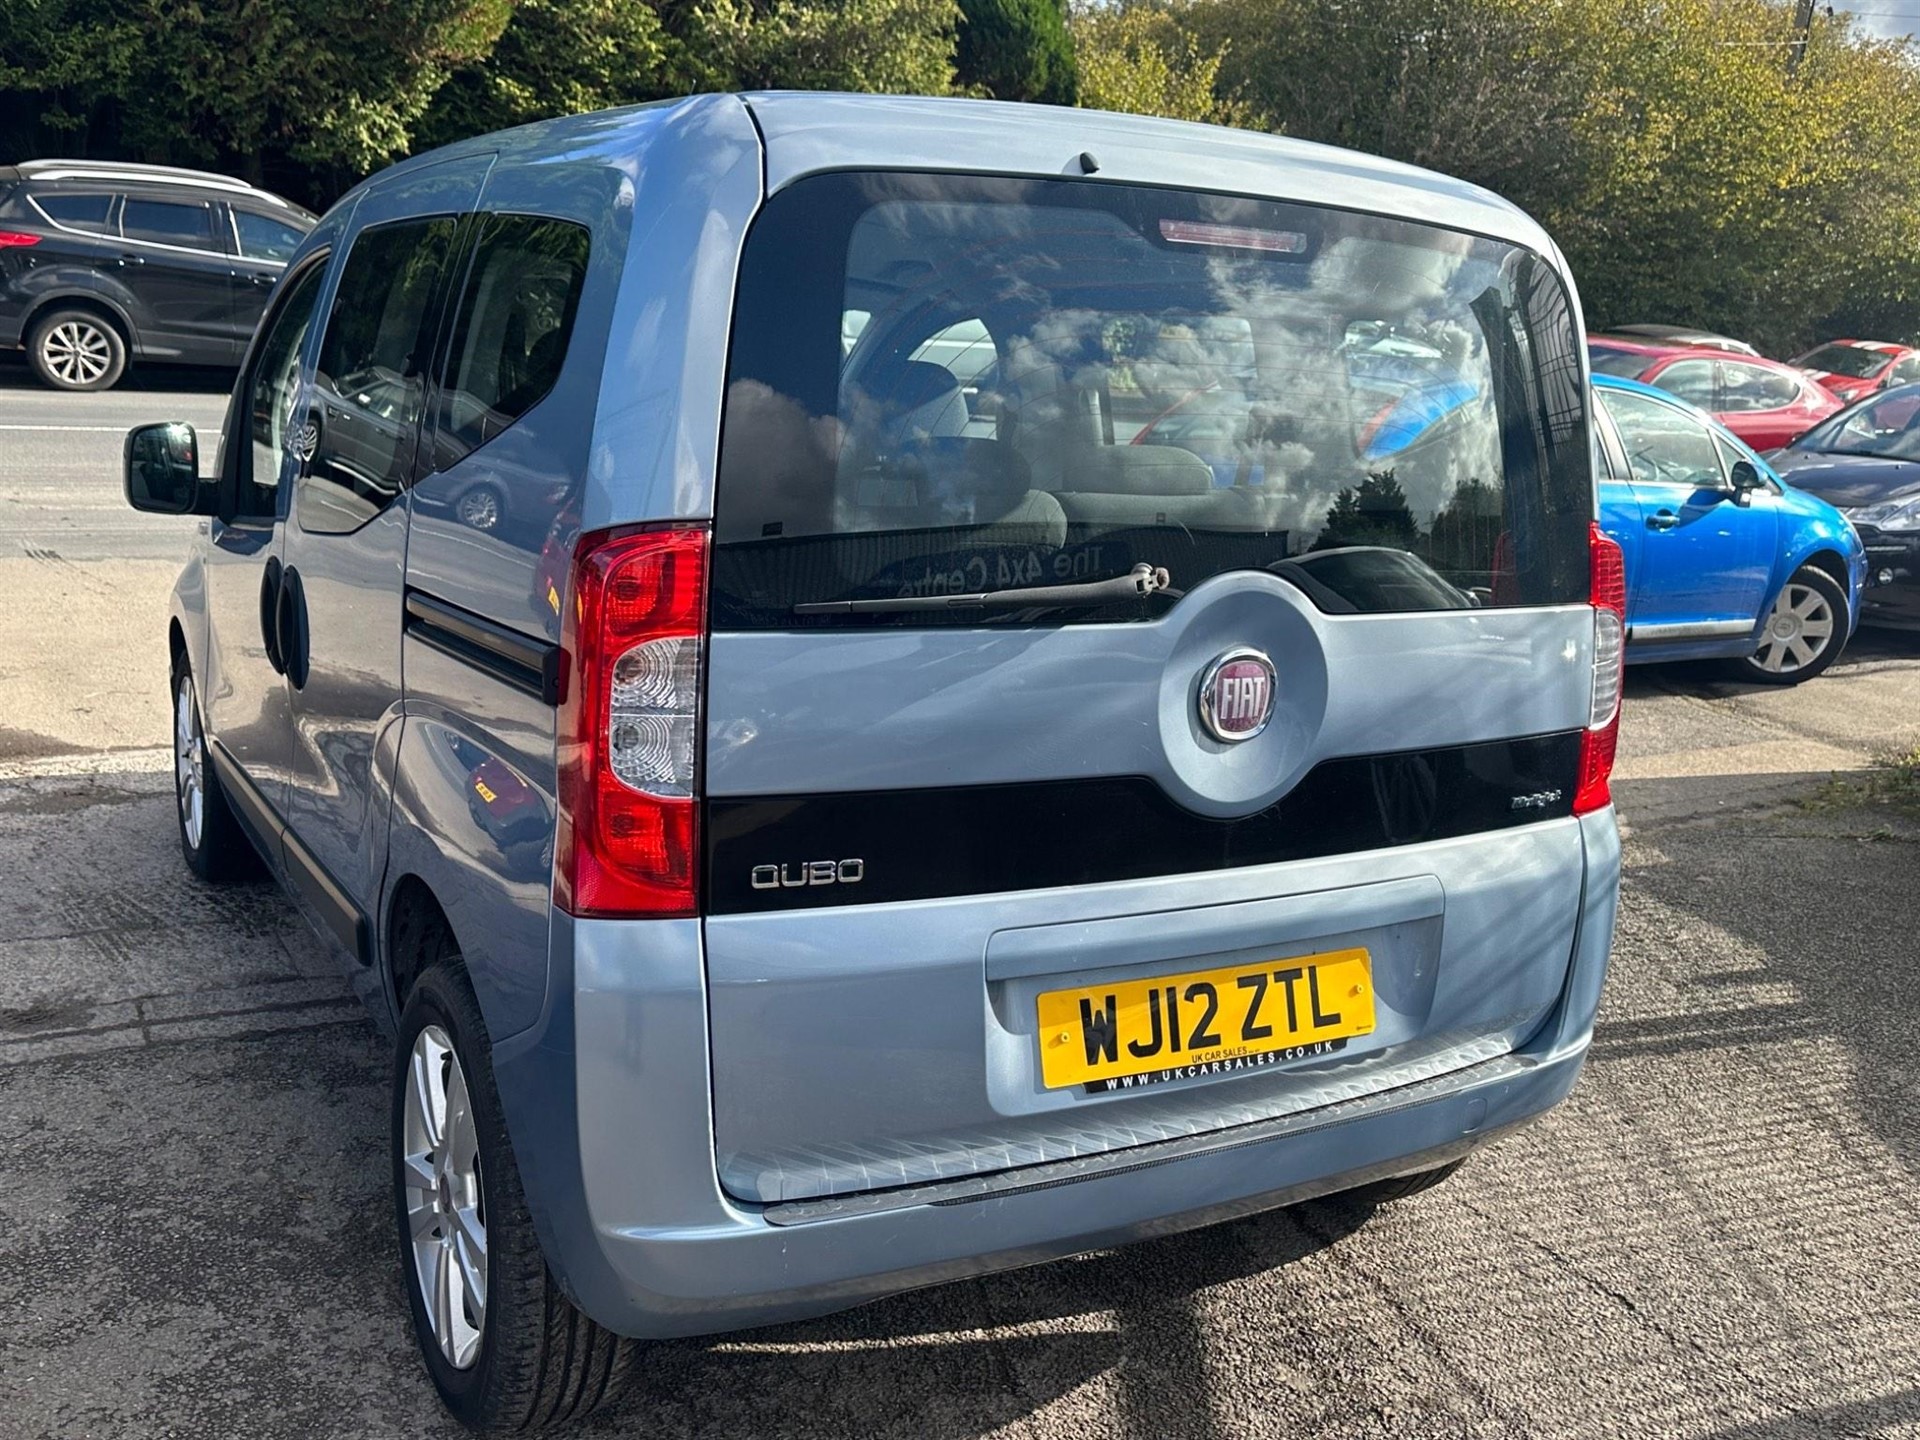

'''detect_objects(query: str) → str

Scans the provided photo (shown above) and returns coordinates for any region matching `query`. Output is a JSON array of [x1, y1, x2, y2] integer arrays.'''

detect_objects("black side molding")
[[282, 824, 372, 967], [404, 589, 563, 705], [208, 741, 370, 967], [206, 740, 281, 864]]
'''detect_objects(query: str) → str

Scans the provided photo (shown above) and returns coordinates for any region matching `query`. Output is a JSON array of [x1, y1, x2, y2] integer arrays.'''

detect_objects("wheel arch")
[[385, 871, 457, 1022], [1798, 546, 1850, 594], [22, 292, 136, 354], [385, 714, 557, 1045]]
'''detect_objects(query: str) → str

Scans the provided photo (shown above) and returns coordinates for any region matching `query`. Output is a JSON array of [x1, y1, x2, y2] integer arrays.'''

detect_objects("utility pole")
[[1786, 0, 1816, 79]]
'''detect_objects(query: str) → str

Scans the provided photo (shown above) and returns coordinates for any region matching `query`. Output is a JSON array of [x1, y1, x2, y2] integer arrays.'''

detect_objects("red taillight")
[[0, 231, 41, 248], [554, 525, 708, 918], [1574, 521, 1626, 816]]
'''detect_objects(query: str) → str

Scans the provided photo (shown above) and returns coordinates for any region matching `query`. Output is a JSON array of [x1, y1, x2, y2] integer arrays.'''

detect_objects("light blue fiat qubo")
[[124, 93, 1622, 1429]]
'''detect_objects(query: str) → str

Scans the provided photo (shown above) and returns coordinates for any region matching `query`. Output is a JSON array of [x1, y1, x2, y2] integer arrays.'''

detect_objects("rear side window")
[[34, 191, 115, 233], [1652, 359, 1716, 408], [1718, 361, 1799, 411], [301, 217, 458, 533], [431, 214, 589, 467], [235, 211, 306, 262], [121, 198, 216, 249], [712, 172, 1593, 627]]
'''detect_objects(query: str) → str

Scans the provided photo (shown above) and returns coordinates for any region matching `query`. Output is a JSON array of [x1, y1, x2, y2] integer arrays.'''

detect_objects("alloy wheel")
[[402, 1025, 489, 1370], [456, 487, 501, 531], [1753, 581, 1835, 675], [174, 676, 205, 849], [41, 318, 114, 387]]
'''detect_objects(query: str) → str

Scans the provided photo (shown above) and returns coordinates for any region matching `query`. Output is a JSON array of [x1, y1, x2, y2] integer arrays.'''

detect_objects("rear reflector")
[[1574, 522, 1626, 816], [0, 231, 40, 248], [555, 525, 708, 918]]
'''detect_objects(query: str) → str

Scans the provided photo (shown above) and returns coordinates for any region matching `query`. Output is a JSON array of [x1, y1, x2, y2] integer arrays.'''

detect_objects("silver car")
[[124, 93, 1622, 1430]]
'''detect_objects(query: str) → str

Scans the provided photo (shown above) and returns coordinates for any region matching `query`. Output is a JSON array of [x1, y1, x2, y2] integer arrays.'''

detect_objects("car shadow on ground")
[[0, 355, 233, 393], [1597, 809, 1920, 1189], [612, 1194, 1371, 1439], [1622, 624, 1920, 703]]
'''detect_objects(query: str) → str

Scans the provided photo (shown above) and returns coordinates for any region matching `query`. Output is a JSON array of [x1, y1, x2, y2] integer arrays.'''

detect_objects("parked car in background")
[[1593, 373, 1862, 683], [1788, 339, 1920, 405], [121, 94, 1624, 1430], [1767, 382, 1920, 627], [1588, 339, 1839, 451], [1596, 323, 1759, 356], [0, 159, 314, 390]]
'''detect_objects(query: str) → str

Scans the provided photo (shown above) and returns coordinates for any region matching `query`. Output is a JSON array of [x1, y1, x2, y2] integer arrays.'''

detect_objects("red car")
[[1789, 339, 1920, 405], [1588, 339, 1840, 452]]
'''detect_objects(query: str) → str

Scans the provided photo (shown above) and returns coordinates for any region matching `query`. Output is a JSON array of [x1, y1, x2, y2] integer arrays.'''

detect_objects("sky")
[[1837, 0, 1920, 40]]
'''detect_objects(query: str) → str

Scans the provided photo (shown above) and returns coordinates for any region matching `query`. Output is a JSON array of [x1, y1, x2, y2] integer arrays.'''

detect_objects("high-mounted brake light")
[[555, 525, 708, 918], [1158, 219, 1307, 254], [1574, 522, 1626, 816], [0, 231, 41, 248]]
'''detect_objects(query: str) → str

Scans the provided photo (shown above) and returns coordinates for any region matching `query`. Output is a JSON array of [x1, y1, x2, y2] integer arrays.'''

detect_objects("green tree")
[[418, 0, 679, 148], [1424, 477, 1503, 581], [1071, 4, 1239, 124], [1169, 0, 1920, 355], [685, 0, 960, 93], [0, 0, 512, 194], [1315, 471, 1420, 551], [954, 0, 1076, 103]]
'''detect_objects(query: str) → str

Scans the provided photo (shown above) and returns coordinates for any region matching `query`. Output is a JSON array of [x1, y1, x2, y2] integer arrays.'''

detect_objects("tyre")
[[28, 307, 127, 391], [1734, 564, 1849, 686], [1339, 1159, 1463, 1207], [393, 962, 638, 1431], [171, 661, 262, 882]]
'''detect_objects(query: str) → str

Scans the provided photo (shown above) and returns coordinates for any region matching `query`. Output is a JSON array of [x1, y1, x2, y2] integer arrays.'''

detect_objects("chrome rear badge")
[[1197, 648, 1276, 743], [751, 859, 865, 890]]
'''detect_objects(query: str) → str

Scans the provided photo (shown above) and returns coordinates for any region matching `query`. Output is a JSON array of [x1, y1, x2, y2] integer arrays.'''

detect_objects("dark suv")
[[0, 159, 315, 390]]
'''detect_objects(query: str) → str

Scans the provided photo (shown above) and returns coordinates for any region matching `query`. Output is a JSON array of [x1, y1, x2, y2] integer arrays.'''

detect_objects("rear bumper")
[[493, 808, 1621, 1340]]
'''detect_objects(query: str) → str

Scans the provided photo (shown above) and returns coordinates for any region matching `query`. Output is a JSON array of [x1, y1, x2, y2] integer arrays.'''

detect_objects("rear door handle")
[[117, 253, 145, 266], [1646, 511, 1679, 530]]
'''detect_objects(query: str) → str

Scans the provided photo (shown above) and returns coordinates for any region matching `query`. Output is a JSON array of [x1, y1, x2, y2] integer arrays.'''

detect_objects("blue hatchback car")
[[1593, 373, 1863, 683]]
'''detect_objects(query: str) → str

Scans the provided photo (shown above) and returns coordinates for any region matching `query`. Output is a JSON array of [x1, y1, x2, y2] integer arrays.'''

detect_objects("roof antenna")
[[1078, 151, 1100, 175]]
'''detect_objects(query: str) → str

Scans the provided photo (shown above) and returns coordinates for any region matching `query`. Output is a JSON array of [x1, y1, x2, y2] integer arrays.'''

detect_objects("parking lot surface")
[[2, 381, 1918, 1439]]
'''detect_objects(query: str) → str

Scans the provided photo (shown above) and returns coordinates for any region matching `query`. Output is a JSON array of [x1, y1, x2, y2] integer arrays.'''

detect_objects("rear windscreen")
[[712, 172, 1592, 627]]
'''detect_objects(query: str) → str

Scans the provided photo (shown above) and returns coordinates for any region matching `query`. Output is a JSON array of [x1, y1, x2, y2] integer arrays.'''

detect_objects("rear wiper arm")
[[794, 561, 1177, 615]]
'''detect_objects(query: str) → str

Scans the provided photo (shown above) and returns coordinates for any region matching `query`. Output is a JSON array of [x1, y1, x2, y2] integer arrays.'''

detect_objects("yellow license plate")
[[1036, 949, 1376, 1091]]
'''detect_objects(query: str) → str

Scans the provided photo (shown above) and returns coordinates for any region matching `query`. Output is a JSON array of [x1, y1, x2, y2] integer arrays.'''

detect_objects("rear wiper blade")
[[794, 562, 1177, 615]]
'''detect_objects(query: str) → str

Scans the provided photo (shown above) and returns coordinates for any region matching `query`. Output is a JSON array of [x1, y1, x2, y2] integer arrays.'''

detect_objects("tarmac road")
[[1, 379, 1918, 1439]]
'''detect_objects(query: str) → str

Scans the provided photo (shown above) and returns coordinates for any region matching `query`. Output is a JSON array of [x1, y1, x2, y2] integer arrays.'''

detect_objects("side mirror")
[[124, 422, 215, 516], [1727, 458, 1765, 506]]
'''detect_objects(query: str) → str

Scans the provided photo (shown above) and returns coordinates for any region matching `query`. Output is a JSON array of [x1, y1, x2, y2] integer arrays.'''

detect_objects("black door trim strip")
[[404, 588, 562, 705], [208, 739, 371, 966], [706, 731, 1584, 913], [206, 739, 281, 864], [282, 824, 372, 966]]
